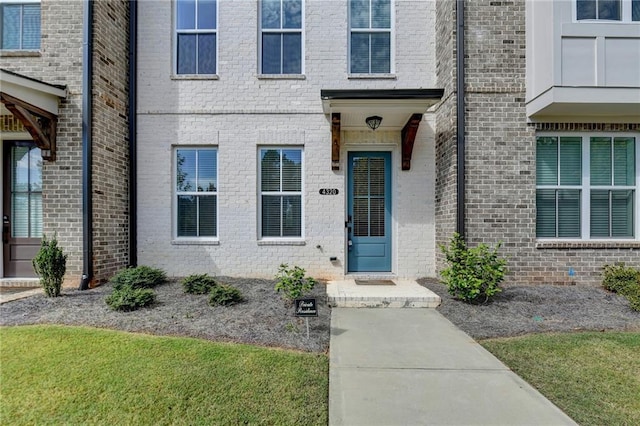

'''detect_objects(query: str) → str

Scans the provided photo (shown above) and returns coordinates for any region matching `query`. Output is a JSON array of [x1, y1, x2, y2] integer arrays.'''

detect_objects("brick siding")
[[91, 0, 130, 283], [435, 0, 639, 286], [136, 0, 439, 279], [1, 0, 130, 285]]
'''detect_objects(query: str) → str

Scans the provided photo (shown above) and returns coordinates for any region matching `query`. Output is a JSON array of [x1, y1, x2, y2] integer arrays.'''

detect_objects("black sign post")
[[294, 298, 318, 339]]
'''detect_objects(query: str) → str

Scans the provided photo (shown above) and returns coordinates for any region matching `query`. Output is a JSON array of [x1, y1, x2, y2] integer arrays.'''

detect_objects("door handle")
[[2, 215, 9, 244]]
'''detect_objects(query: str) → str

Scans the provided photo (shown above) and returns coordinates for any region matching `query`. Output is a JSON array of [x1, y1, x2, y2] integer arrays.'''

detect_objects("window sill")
[[257, 74, 306, 80], [536, 240, 640, 249], [0, 50, 41, 58], [257, 240, 306, 246], [171, 239, 220, 246], [171, 74, 219, 80], [348, 73, 396, 80]]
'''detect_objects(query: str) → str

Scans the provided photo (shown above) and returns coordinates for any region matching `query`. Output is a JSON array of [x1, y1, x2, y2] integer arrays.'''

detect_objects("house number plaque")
[[319, 188, 339, 195]]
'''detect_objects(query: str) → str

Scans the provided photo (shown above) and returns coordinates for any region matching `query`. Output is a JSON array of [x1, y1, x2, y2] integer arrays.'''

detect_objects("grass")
[[482, 332, 640, 426], [0, 325, 328, 425]]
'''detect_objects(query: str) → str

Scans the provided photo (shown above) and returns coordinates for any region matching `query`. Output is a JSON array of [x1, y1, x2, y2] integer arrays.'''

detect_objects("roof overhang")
[[527, 86, 640, 123], [321, 89, 444, 130], [1, 68, 67, 116], [1, 69, 68, 161]]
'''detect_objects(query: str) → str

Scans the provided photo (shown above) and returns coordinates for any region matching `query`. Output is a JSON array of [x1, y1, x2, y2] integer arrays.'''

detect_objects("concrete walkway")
[[329, 308, 577, 426]]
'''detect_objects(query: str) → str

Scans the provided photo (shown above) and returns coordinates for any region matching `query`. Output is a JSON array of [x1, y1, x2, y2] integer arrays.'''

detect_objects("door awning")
[[321, 89, 443, 130], [1, 69, 67, 161], [320, 89, 444, 170]]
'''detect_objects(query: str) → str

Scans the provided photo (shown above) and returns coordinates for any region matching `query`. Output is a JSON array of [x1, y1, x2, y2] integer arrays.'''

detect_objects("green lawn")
[[482, 332, 640, 426], [0, 325, 328, 425]]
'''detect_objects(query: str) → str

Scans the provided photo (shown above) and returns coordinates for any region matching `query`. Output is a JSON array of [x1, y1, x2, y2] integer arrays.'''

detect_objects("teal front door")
[[347, 152, 391, 272]]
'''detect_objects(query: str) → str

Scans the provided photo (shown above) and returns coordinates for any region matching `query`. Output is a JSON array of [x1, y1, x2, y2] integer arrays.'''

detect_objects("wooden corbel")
[[331, 113, 341, 170], [1, 92, 58, 161], [401, 113, 422, 171]]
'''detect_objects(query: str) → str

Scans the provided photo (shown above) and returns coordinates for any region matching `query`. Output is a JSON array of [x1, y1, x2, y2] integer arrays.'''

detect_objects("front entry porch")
[[326, 277, 440, 308]]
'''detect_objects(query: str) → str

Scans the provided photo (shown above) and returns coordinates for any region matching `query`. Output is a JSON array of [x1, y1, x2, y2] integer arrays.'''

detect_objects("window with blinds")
[[349, 0, 392, 74], [260, 0, 303, 74], [175, 0, 217, 75], [352, 157, 385, 237], [175, 148, 217, 238], [536, 135, 637, 239], [260, 148, 302, 238], [1, 1, 41, 50], [10, 145, 42, 238]]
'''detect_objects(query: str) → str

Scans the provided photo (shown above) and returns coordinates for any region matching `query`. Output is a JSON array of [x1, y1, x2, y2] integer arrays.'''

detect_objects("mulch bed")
[[2, 277, 639, 353], [0, 277, 331, 353], [419, 277, 640, 340]]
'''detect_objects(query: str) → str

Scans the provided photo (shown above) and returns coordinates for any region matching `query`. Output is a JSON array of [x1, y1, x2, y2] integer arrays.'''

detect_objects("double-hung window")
[[349, 0, 392, 74], [175, 148, 218, 238], [536, 134, 638, 239], [260, 0, 303, 74], [1, 1, 40, 50], [175, 0, 217, 75], [259, 148, 303, 238], [576, 0, 640, 21]]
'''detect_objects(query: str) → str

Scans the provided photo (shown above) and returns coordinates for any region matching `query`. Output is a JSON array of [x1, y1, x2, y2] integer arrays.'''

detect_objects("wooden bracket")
[[401, 113, 422, 171], [331, 113, 341, 170], [1, 92, 58, 161]]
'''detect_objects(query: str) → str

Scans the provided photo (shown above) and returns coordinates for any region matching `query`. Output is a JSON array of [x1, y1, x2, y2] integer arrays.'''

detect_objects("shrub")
[[32, 234, 67, 297], [182, 274, 218, 294], [439, 233, 507, 304], [110, 266, 167, 291], [274, 264, 317, 305], [602, 263, 640, 294], [105, 285, 156, 311], [602, 263, 640, 312], [209, 284, 243, 306]]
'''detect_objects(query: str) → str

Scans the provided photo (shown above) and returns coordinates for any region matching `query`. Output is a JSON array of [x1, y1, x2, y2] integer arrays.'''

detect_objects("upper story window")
[[536, 134, 638, 240], [349, 0, 392, 74], [576, 0, 640, 21], [260, 0, 303, 74], [175, 148, 218, 238], [259, 148, 303, 238], [0, 1, 40, 50], [175, 0, 217, 75]]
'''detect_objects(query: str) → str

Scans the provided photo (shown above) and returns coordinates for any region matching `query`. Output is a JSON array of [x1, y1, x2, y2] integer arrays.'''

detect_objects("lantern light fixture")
[[365, 115, 382, 131]]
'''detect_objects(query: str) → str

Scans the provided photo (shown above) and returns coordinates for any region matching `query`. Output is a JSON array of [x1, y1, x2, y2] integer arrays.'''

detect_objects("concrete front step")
[[326, 279, 441, 308], [0, 278, 40, 288]]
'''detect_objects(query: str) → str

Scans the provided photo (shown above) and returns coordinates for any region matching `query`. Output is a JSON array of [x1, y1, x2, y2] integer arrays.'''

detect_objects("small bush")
[[209, 284, 243, 306], [182, 274, 218, 294], [32, 234, 67, 297], [602, 263, 640, 294], [274, 264, 317, 305], [105, 285, 156, 311], [439, 233, 507, 304], [602, 263, 640, 312], [110, 266, 167, 290]]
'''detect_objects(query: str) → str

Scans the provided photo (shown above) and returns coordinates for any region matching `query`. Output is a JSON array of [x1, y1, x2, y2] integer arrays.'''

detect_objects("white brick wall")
[[136, 0, 438, 279]]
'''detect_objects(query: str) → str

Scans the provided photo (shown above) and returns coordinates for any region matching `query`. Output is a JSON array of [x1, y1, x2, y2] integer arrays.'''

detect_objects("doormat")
[[355, 280, 395, 286]]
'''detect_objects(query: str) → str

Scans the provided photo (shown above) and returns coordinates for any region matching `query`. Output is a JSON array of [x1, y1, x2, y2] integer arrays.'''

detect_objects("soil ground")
[[1, 277, 639, 353]]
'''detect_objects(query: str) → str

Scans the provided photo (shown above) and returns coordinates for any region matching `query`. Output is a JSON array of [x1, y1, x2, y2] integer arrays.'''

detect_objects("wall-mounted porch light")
[[365, 115, 382, 131]]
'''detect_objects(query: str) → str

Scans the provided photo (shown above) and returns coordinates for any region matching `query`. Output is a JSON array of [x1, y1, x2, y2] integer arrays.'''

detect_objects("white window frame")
[[173, 147, 219, 241], [0, 0, 41, 51], [258, 146, 304, 240], [574, 0, 640, 22], [348, 0, 395, 75], [174, 0, 218, 76], [258, 0, 304, 75], [536, 132, 639, 241]]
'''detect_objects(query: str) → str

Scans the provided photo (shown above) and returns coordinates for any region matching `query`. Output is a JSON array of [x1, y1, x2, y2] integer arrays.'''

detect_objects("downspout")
[[129, 0, 137, 267], [456, 0, 466, 239], [79, 0, 93, 290]]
